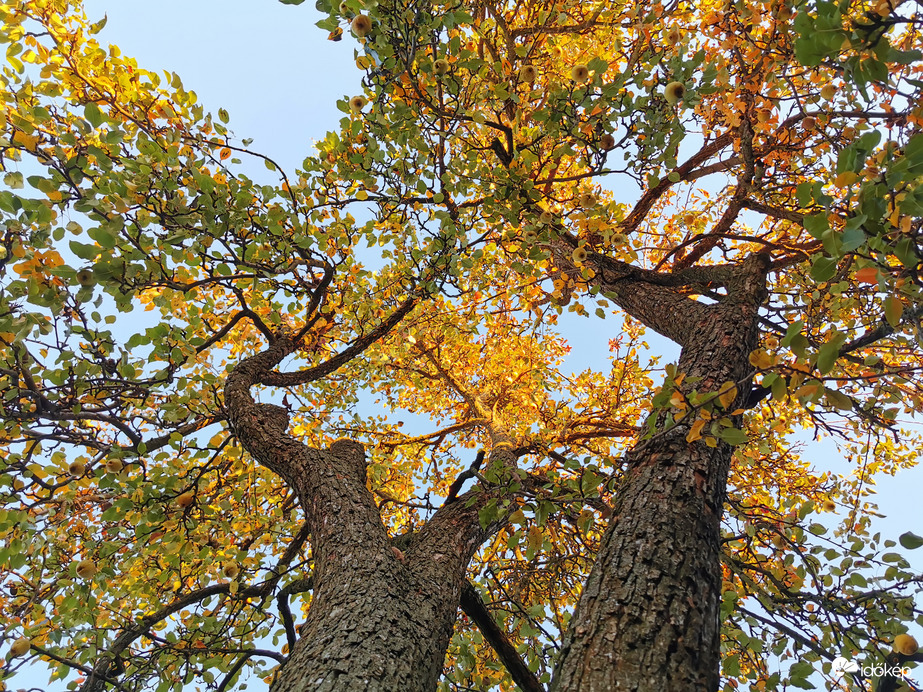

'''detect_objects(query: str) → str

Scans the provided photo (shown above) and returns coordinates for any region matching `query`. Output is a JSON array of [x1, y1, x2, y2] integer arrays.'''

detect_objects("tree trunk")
[[224, 340, 513, 691], [551, 254, 769, 691]]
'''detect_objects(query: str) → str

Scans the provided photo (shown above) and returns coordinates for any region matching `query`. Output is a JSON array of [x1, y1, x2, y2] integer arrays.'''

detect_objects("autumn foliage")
[[1, 0, 923, 690]]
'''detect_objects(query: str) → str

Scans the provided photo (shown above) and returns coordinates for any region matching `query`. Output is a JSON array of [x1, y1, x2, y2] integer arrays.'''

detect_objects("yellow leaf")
[[669, 391, 686, 408], [12, 130, 40, 150], [749, 349, 773, 369], [686, 418, 707, 442], [718, 382, 738, 408], [884, 295, 902, 328]]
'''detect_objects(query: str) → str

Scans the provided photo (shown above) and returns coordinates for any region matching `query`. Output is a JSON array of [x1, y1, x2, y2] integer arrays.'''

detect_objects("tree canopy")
[[1, 0, 923, 690]]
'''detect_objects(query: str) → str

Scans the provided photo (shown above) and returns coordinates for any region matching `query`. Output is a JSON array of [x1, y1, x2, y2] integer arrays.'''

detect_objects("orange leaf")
[[855, 267, 878, 283], [219, 147, 231, 160]]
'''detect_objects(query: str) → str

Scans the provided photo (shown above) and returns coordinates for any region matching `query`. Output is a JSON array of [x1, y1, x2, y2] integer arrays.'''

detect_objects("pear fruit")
[[105, 459, 124, 474], [894, 634, 919, 656], [9, 637, 30, 657], [572, 247, 588, 263], [76, 559, 97, 579], [222, 562, 240, 579], [433, 59, 450, 76], [664, 81, 686, 105], [348, 95, 368, 113], [351, 14, 372, 37], [176, 491, 195, 509], [519, 65, 538, 82], [600, 133, 616, 150], [76, 268, 96, 287], [570, 65, 590, 82], [68, 461, 86, 476]]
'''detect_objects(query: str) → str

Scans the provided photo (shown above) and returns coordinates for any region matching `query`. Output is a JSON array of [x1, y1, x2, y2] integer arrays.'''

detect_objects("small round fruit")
[[176, 491, 195, 508], [76, 559, 97, 579], [351, 14, 372, 37], [600, 133, 616, 150], [433, 59, 450, 76], [76, 268, 95, 287], [801, 115, 816, 130], [664, 81, 686, 105], [539, 211, 555, 225], [894, 634, 919, 656], [820, 83, 837, 100], [572, 247, 588, 263], [68, 461, 86, 476], [519, 65, 538, 82], [348, 95, 368, 113], [522, 230, 538, 244], [222, 563, 240, 579], [570, 65, 590, 82], [105, 459, 124, 474], [578, 193, 596, 207], [9, 637, 30, 657]]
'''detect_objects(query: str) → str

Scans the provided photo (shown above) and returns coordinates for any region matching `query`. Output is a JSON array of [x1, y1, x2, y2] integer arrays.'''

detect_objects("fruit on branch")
[[68, 461, 86, 476], [664, 81, 686, 105], [76, 559, 97, 579], [519, 64, 538, 82], [351, 14, 372, 37], [433, 59, 450, 76], [9, 637, 30, 657], [570, 65, 590, 82], [349, 96, 368, 113], [894, 634, 919, 656], [76, 268, 96, 287], [176, 491, 195, 508]]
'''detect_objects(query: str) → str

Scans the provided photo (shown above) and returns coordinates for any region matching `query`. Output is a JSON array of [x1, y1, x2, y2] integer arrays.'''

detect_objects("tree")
[[1, 0, 923, 690]]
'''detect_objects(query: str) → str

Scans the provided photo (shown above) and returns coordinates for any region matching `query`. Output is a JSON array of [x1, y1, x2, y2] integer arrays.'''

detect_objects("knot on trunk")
[[329, 438, 368, 482], [255, 403, 290, 434]]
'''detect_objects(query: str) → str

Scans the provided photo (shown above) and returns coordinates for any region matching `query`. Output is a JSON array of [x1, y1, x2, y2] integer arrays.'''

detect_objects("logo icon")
[[832, 657, 859, 675]]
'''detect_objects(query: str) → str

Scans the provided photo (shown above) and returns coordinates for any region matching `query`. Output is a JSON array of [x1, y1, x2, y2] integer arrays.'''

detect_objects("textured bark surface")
[[551, 254, 769, 691], [224, 339, 512, 692]]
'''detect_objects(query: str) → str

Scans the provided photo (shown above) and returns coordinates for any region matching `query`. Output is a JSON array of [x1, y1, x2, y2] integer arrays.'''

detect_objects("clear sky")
[[8, 0, 921, 688]]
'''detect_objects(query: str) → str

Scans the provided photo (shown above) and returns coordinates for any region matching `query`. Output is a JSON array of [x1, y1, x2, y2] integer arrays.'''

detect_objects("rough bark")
[[551, 253, 769, 691], [224, 339, 516, 692]]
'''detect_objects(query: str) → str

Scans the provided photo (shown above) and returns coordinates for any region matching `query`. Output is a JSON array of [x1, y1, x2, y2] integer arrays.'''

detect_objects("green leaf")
[[811, 256, 838, 282], [69, 241, 100, 260], [816, 333, 846, 374], [716, 427, 748, 446], [899, 532, 923, 550], [85, 102, 104, 128], [804, 213, 829, 240]]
